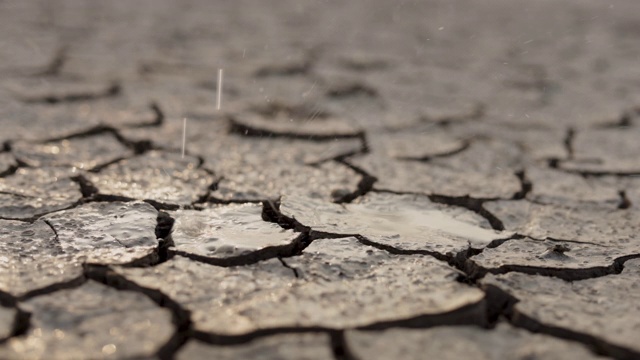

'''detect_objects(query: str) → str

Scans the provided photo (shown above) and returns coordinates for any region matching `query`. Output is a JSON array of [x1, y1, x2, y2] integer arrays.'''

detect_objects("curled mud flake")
[[281, 193, 508, 257], [545, 244, 570, 256], [170, 203, 300, 264]]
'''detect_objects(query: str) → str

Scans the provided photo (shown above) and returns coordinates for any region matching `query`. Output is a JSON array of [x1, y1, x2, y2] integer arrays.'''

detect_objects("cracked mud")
[[1, 0, 640, 359]]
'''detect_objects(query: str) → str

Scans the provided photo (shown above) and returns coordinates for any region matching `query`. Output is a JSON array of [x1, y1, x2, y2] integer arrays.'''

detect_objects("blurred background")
[[1, 0, 639, 135]]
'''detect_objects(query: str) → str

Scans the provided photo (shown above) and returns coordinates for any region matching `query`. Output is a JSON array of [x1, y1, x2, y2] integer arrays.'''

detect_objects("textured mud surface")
[[1, 0, 639, 359]]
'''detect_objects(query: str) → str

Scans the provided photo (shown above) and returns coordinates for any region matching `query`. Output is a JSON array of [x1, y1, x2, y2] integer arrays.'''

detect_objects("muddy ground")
[[1, 0, 640, 359]]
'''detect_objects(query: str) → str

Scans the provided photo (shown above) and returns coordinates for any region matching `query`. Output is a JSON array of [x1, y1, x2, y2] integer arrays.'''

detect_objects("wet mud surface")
[[1, 0, 640, 359]]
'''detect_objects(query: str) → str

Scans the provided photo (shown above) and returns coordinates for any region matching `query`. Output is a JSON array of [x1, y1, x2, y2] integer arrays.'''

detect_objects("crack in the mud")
[[155, 211, 175, 262], [70, 175, 99, 198], [547, 127, 575, 168], [329, 331, 358, 360], [228, 115, 366, 142], [254, 60, 312, 77], [465, 253, 640, 282], [597, 106, 640, 128], [249, 101, 331, 121], [42, 219, 60, 244], [553, 167, 640, 178], [332, 159, 377, 204], [31, 46, 67, 77], [618, 190, 632, 209], [125, 102, 166, 128], [83, 265, 192, 360], [190, 175, 221, 206], [69, 174, 183, 211], [191, 327, 333, 346], [43, 125, 155, 156], [326, 83, 379, 99], [169, 231, 309, 268], [421, 103, 486, 127], [354, 235, 451, 263], [511, 170, 532, 200], [0, 158, 28, 178], [19, 82, 121, 104], [0, 190, 34, 199], [541, 236, 612, 247], [357, 301, 488, 331], [277, 257, 300, 278], [0, 291, 31, 344], [439, 201, 503, 230], [396, 140, 471, 162], [190, 300, 486, 346], [17, 275, 88, 302], [428, 194, 505, 231], [543, 127, 640, 177]]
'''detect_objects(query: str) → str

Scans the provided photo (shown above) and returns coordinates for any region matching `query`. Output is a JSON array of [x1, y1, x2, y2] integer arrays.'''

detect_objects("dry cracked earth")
[[1, 0, 640, 359]]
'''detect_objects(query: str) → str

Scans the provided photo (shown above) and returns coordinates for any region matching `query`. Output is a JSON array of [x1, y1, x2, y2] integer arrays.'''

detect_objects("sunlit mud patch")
[[281, 193, 509, 256], [170, 203, 299, 262]]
